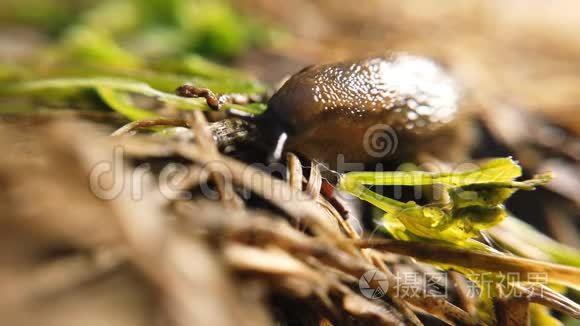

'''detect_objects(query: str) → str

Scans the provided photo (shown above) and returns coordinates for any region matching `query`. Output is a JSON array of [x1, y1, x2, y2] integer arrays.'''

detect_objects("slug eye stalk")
[[338, 158, 552, 246]]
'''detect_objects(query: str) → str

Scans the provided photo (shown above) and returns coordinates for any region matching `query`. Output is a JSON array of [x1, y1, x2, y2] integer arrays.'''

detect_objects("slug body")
[[263, 53, 470, 166]]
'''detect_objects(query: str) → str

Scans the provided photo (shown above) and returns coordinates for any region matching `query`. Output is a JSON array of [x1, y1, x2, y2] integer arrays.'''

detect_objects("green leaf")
[[343, 157, 523, 187], [80, 0, 138, 34], [96, 87, 159, 121], [59, 26, 142, 69], [177, 0, 257, 59], [181, 54, 251, 80], [339, 158, 551, 246], [492, 216, 580, 268], [4, 77, 267, 116], [6, 77, 208, 110], [449, 157, 522, 185]]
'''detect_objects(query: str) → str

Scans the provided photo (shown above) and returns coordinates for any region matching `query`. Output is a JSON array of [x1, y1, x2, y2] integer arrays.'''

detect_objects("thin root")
[[111, 118, 189, 136]]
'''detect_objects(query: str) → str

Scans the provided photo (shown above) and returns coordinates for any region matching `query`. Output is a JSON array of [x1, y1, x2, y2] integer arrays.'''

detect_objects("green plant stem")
[[4, 77, 266, 115], [339, 175, 408, 214]]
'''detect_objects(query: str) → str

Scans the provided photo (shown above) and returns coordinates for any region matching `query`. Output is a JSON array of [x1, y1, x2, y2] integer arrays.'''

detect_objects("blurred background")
[[3, 0, 577, 248], [0, 0, 578, 325]]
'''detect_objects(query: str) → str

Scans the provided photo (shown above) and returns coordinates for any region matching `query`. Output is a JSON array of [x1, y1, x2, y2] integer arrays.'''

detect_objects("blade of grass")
[[491, 216, 580, 268], [343, 158, 523, 187], [96, 87, 159, 121], [355, 239, 580, 289], [7, 77, 208, 109], [5, 77, 266, 115]]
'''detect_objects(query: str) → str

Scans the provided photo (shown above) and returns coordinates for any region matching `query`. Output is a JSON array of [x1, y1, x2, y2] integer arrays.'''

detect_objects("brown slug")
[[178, 53, 472, 166], [260, 53, 471, 165]]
